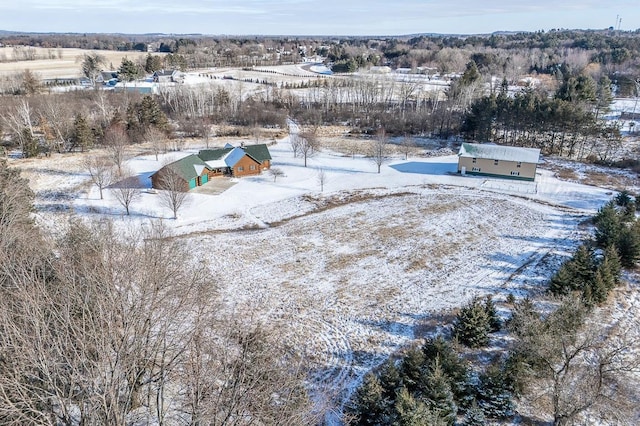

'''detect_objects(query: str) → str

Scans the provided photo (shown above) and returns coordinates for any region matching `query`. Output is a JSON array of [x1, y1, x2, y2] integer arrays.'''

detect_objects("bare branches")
[[111, 167, 140, 215], [157, 167, 190, 219], [368, 128, 389, 173], [82, 155, 114, 200], [298, 129, 320, 167]]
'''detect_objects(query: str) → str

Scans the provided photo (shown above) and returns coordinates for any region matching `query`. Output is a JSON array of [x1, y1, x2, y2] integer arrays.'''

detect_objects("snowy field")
[[12, 137, 619, 420]]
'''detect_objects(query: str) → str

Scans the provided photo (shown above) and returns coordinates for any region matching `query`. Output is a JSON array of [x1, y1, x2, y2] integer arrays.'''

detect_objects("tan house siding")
[[232, 155, 262, 177], [458, 157, 537, 181]]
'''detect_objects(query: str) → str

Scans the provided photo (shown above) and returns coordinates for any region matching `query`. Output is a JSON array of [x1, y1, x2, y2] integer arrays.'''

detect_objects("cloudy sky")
[[2, 0, 639, 35]]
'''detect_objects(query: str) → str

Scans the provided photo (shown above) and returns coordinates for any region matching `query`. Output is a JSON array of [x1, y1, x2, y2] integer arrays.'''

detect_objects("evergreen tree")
[[594, 202, 622, 248], [476, 363, 515, 420], [378, 359, 402, 415], [603, 244, 622, 285], [422, 337, 471, 404], [584, 267, 609, 306], [423, 361, 457, 425], [484, 295, 501, 332], [72, 113, 94, 152], [393, 387, 435, 426], [399, 346, 425, 395], [568, 245, 596, 290], [454, 297, 492, 348], [20, 127, 39, 158], [118, 57, 142, 81], [462, 401, 487, 426], [614, 190, 633, 208], [352, 373, 387, 426], [617, 224, 640, 267], [144, 54, 164, 73], [548, 262, 576, 296]]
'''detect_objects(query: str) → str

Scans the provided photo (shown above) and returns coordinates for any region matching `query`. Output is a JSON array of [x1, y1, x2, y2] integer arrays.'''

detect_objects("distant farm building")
[[153, 69, 185, 83], [457, 143, 540, 181], [151, 143, 272, 191]]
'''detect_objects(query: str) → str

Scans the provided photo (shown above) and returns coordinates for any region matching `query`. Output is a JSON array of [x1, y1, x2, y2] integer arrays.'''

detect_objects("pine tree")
[[352, 373, 387, 426], [72, 113, 94, 152], [594, 202, 622, 248], [570, 245, 596, 289], [423, 360, 457, 425], [454, 297, 491, 348], [422, 337, 471, 404], [603, 244, 622, 285], [378, 359, 402, 401], [118, 57, 142, 81], [548, 262, 576, 295], [20, 127, 39, 158], [484, 295, 501, 332], [617, 224, 640, 267], [584, 267, 608, 306], [393, 387, 435, 426], [476, 364, 515, 420], [400, 346, 426, 395], [462, 401, 487, 426]]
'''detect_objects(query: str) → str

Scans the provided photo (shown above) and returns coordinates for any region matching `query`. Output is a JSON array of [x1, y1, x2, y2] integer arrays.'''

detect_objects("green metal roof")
[[198, 144, 272, 163], [198, 148, 233, 161], [164, 154, 209, 181], [243, 144, 272, 162]]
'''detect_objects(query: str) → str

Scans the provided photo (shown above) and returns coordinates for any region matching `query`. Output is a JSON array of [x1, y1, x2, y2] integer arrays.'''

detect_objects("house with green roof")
[[150, 143, 273, 191], [457, 142, 540, 181], [150, 154, 211, 191]]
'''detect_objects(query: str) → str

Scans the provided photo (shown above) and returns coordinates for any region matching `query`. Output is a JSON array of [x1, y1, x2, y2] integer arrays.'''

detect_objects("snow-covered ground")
[[13, 137, 619, 421]]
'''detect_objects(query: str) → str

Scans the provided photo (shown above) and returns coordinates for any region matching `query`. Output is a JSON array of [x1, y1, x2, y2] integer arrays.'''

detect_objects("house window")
[[494, 159, 499, 165], [472, 157, 477, 164], [472, 167, 481, 172], [511, 171, 520, 176], [238, 166, 244, 172], [517, 162, 522, 168], [250, 165, 256, 170]]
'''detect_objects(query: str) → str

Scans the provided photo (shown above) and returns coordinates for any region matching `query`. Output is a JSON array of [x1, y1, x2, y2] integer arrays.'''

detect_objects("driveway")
[[191, 177, 237, 195]]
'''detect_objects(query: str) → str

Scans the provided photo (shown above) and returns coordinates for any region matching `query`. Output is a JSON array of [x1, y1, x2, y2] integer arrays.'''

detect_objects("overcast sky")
[[2, 0, 639, 36]]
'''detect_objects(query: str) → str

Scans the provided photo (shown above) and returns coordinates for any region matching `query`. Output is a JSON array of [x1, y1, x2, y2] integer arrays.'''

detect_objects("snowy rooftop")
[[459, 142, 541, 164]]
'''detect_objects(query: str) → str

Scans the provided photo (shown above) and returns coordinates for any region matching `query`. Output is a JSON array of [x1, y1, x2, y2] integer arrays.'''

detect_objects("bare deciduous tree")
[[144, 126, 167, 161], [317, 168, 327, 192], [157, 167, 190, 219], [512, 296, 640, 425], [112, 167, 141, 215], [269, 167, 285, 182], [369, 128, 389, 173], [104, 125, 130, 174], [298, 129, 320, 168], [400, 135, 417, 160], [83, 155, 114, 199]]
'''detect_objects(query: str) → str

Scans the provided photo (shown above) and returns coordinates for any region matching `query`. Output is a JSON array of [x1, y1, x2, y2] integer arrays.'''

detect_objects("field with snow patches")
[[10, 136, 623, 419]]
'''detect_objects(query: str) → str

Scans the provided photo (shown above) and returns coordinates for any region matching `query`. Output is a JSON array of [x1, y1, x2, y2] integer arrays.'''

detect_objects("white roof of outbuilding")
[[458, 143, 540, 164]]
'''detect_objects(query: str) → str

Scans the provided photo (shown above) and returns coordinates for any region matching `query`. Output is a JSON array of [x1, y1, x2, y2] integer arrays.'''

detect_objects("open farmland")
[[194, 187, 585, 416], [0, 47, 149, 79], [9, 135, 613, 421]]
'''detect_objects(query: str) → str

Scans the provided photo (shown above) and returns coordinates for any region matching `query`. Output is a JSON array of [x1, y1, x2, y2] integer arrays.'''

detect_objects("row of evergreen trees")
[[349, 335, 516, 425], [549, 191, 640, 304], [349, 192, 639, 425]]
